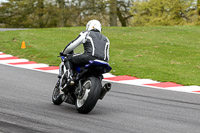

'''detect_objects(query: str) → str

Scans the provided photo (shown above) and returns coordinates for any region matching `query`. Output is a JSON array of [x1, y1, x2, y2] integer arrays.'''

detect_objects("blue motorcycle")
[[52, 54, 112, 114]]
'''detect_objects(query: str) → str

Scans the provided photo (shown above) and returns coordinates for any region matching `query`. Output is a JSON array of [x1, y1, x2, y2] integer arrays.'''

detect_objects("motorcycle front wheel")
[[75, 77, 101, 114], [52, 80, 66, 105]]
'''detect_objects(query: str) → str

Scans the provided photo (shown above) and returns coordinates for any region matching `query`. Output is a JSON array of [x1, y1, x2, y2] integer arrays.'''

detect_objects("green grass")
[[0, 26, 200, 86]]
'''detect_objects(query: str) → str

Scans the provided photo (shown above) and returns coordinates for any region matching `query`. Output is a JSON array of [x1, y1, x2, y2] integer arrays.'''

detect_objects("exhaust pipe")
[[99, 83, 111, 100]]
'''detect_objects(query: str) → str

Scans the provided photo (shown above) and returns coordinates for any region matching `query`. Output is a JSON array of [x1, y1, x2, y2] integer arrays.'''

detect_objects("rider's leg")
[[62, 54, 95, 86], [69, 54, 95, 66]]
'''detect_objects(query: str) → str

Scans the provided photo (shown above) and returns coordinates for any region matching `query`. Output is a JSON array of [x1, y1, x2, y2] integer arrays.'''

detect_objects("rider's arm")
[[105, 37, 110, 62], [63, 31, 88, 55]]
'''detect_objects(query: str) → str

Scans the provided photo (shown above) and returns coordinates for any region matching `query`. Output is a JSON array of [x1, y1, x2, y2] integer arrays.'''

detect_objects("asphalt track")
[[1, 64, 200, 133]]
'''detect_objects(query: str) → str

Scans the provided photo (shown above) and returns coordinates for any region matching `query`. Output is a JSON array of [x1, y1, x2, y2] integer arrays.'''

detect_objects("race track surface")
[[1, 64, 200, 133]]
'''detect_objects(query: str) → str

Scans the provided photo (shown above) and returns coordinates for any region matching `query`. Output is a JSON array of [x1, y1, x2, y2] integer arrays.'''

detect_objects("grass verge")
[[0, 26, 200, 85]]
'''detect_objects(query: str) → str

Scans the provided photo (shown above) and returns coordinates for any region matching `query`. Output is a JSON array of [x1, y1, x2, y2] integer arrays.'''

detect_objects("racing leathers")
[[58, 30, 110, 88], [63, 30, 110, 63]]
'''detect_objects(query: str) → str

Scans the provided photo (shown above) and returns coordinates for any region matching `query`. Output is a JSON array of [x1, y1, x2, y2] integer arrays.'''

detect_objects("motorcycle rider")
[[58, 20, 110, 90]]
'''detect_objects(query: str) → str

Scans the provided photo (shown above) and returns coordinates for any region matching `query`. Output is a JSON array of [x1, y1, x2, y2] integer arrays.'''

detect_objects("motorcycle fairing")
[[84, 60, 112, 74]]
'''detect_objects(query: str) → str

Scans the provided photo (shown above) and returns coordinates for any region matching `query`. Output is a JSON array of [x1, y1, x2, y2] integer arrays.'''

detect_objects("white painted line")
[[166, 86, 200, 92], [44, 70, 59, 74], [0, 59, 29, 64], [118, 79, 160, 85], [13, 64, 49, 69], [103, 73, 115, 78], [0, 54, 13, 58]]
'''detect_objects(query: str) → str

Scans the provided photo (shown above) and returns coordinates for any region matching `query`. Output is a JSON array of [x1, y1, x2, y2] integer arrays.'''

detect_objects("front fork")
[[58, 59, 71, 90]]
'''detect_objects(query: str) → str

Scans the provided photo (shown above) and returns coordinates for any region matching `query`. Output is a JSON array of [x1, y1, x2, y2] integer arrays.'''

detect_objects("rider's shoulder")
[[79, 31, 89, 35]]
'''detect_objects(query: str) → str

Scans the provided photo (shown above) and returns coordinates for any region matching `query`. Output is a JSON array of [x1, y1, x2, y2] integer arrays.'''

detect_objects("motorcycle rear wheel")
[[75, 77, 101, 114]]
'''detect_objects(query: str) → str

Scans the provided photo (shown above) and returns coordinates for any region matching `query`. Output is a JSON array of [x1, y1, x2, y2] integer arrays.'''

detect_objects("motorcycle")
[[52, 53, 112, 114]]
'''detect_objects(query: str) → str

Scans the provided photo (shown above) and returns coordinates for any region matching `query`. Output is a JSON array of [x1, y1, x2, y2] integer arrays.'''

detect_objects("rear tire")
[[75, 77, 101, 114], [52, 80, 66, 105]]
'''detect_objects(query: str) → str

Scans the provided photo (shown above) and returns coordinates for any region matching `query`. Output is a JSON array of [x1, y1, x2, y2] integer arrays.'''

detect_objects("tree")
[[37, 0, 45, 28], [0, 0, 37, 27], [198, 0, 200, 15], [77, 0, 109, 26], [56, 0, 65, 27], [0, 0, 136, 27], [130, 0, 195, 26], [117, 0, 133, 26], [0, 0, 66, 28], [109, 0, 118, 26]]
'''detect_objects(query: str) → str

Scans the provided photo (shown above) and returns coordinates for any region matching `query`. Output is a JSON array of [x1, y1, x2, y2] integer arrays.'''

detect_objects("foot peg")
[[99, 83, 111, 100]]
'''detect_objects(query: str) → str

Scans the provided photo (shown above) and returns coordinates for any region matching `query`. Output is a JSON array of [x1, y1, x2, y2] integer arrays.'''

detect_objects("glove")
[[59, 52, 65, 56]]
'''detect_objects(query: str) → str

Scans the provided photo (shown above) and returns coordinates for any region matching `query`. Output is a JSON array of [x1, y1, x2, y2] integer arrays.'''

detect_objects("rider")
[[58, 20, 110, 89]]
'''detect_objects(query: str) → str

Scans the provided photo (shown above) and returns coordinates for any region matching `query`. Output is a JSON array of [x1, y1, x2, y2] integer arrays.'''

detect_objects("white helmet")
[[86, 20, 102, 33]]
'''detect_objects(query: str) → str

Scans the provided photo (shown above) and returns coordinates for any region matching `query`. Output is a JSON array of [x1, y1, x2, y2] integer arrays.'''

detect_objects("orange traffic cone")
[[21, 41, 26, 49]]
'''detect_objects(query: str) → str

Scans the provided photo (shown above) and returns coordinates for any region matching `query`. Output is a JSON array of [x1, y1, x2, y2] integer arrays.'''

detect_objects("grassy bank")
[[0, 26, 200, 85]]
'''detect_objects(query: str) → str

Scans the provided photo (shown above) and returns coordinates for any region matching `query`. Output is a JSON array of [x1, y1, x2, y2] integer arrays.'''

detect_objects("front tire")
[[75, 77, 101, 114], [52, 80, 66, 105]]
